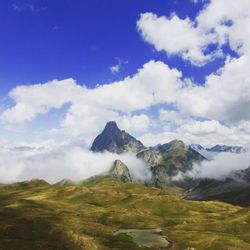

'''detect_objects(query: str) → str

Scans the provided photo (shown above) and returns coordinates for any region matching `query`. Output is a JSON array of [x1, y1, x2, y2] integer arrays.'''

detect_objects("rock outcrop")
[[109, 160, 132, 183]]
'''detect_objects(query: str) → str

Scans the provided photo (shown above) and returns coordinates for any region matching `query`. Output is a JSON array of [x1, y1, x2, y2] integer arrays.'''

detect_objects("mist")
[[0, 143, 151, 184], [173, 152, 250, 181]]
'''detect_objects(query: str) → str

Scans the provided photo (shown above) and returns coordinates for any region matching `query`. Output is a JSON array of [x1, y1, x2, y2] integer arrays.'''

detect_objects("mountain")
[[207, 145, 247, 153], [91, 121, 145, 154], [157, 140, 205, 172], [91, 122, 205, 188], [138, 140, 206, 188], [190, 144, 247, 155], [187, 166, 250, 206], [190, 144, 205, 151], [190, 144, 248, 160]]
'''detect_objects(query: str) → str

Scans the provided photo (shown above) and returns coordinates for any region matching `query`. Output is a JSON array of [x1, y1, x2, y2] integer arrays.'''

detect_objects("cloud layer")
[[0, 142, 151, 184]]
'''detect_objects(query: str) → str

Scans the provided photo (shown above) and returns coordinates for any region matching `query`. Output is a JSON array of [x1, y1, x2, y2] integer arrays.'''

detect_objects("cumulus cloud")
[[140, 118, 250, 148], [137, 13, 219, 66], [1, 79, 83, 124], [1, 61, 182, 144], [178, 56, 250, 123], [135, 0, 250, 132], [0, 142, 151, 184]]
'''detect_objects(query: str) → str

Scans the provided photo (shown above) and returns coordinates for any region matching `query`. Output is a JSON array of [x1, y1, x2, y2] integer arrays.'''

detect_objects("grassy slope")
[[0, 178, 249, 250]]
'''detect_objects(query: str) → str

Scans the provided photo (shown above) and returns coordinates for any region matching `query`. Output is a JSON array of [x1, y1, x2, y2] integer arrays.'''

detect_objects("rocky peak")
[[103, 121, 120, 133], [90, 121, 145, 154], [158, 139, 186, 153], [109, 160, 132, 183]]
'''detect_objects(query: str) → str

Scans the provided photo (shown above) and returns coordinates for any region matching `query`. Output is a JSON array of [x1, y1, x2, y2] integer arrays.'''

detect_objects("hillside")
[[0, 178, 249, 250]]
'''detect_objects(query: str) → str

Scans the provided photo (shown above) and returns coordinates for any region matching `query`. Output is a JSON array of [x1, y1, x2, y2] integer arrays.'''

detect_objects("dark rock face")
[[109, 160, 132, 183], [91, 121, 145, 154]]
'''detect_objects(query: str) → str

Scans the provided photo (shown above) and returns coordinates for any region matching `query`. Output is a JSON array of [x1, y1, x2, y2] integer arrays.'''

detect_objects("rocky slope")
[[91, 121, 145, 154]]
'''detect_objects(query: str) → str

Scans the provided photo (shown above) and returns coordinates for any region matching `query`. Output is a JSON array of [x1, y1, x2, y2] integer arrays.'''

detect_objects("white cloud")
[[1, 79, 83, 124], [139, 119, 250, 148], [110, 58, 128, 74], [181, 152, 250, 180], [159, 109, 184, 125], [110, 64, 120, 74], [136, 1, 250, 124], [1, 61, 181, 144], [178, 55, 250, 124], [137, 13, 219, 66], [179, 120, 232, 136], [119, 114, 151, 133], [0, 141, 151, 184]]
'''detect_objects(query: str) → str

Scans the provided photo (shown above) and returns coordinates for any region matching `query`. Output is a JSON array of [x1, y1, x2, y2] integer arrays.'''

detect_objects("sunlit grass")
[[0, 177, 249, 249]]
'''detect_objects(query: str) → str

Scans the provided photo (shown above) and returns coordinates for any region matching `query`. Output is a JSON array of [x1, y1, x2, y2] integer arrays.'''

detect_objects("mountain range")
[[90, 121, 250, 205], [91, 121, 205, 188], [190, 144, 248, 160]]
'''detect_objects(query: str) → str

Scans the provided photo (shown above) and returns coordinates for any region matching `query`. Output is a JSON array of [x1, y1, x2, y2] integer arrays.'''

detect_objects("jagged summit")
[[91, 121, 145, 154], [157, 139, 187, 153], [104, 121, 120, 131]]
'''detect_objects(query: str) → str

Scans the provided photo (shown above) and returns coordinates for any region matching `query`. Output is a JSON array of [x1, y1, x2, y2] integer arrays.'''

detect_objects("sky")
[[1, 0, 250, 149]]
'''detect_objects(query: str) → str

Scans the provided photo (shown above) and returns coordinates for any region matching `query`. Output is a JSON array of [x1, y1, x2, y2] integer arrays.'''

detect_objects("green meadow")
[[0, 177, 249, 250]]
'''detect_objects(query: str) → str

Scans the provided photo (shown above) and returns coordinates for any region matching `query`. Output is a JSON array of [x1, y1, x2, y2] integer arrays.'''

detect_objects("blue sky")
[[0, 0, 222, 94], [0, 0, 250, 148]]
